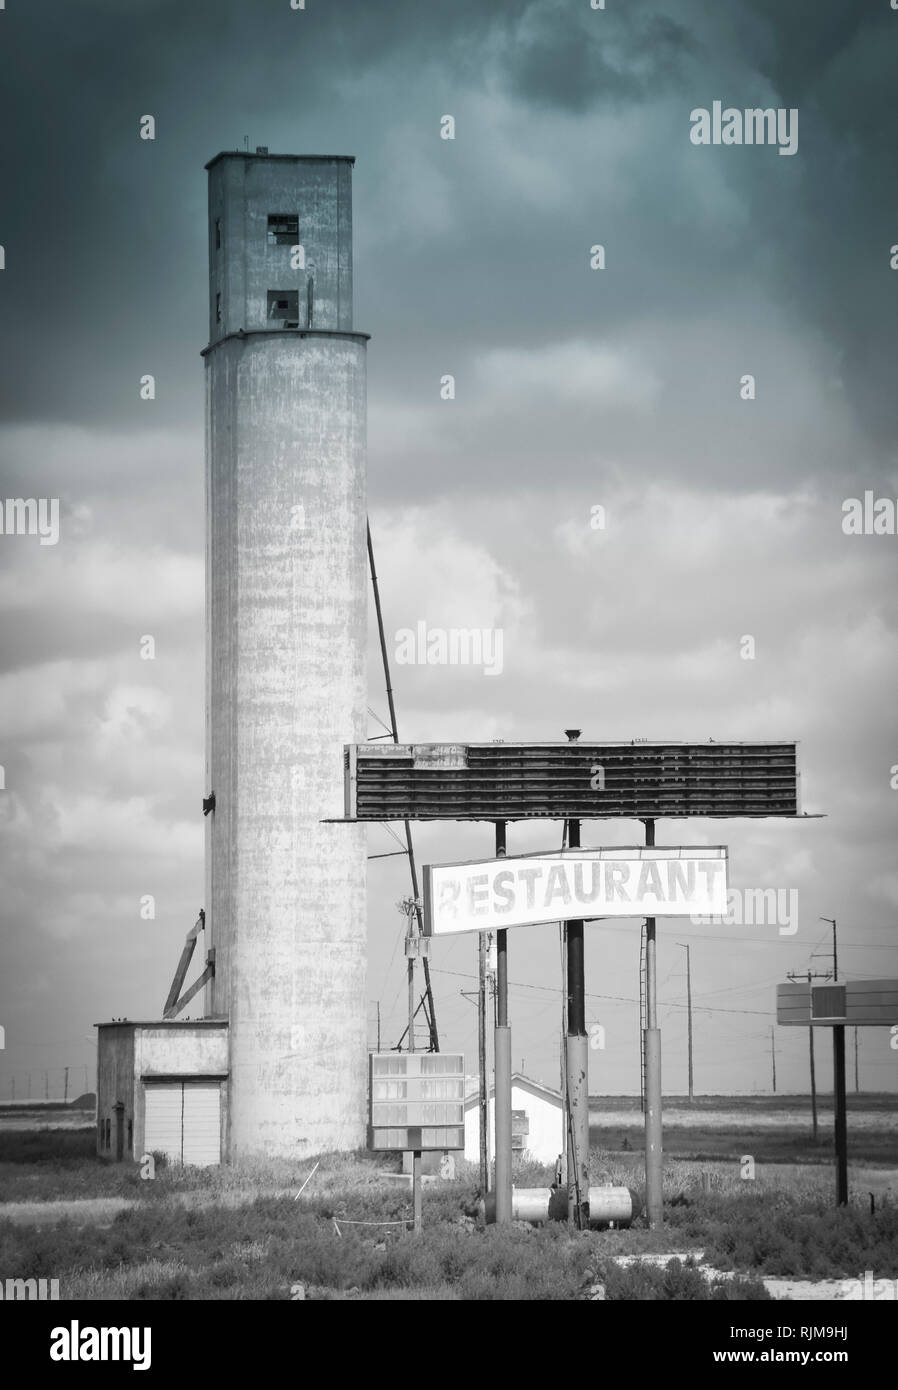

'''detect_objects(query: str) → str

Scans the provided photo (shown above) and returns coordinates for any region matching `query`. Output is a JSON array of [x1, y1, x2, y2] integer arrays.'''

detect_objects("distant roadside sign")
[[777, 980, 898, 1027], [423, 846, 728, 936], [367, 1053, 465, 1152]]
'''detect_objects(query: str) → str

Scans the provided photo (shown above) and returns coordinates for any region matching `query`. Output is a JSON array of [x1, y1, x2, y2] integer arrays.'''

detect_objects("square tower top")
[[206, 151, 356, 342]]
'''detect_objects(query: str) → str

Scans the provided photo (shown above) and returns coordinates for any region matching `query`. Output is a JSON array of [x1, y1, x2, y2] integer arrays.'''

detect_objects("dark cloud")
[[504, 5, 699, 112], [1, 0, 897, 1093]]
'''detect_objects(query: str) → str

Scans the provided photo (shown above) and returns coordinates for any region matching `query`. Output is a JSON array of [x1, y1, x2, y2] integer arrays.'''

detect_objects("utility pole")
[[564, 731, 589, 1231], [770, 1027, 777, 1094], [376, 1000, 381, 1052], [854, 1027, 859, 1094], [63, 1067, 69, 1104], [643, 817, 663, 1228], [478, 933, 489, 1196], [820, 916, 847, 1205], [494, 821, 512, 1224], [809, 1011, 818, 1142], [367, 523, 439, 1052], [678, 942, 694, 1101], [788, 967, 830, 1142], [406, 911, 416, 1056]]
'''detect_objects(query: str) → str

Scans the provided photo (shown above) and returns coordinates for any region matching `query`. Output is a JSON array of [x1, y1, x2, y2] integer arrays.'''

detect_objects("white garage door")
[[182, 1084, 221, 1166], [144, 1082, 221, 1167], [144, 1085, 183, 1164]]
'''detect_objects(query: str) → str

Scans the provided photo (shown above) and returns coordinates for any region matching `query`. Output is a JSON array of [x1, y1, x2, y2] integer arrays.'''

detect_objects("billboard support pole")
[[478, 935, 489, 1199], [565, 813, 589, 1231], [494, 820, 513, 1224], [413, 1149, 423, 1233], [643, 817, 663, 1229], [833, 1026, 848, 1205]]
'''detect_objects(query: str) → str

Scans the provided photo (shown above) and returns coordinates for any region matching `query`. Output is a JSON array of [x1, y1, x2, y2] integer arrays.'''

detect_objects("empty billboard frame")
[[343, 741, 800, 822]]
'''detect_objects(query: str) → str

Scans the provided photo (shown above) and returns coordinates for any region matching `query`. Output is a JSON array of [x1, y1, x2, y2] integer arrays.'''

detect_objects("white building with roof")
[[464, 1072, 564, 1167]]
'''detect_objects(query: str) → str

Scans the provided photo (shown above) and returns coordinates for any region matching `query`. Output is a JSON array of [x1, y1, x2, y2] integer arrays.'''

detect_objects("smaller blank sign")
[[368, 1052, 465, 1152]]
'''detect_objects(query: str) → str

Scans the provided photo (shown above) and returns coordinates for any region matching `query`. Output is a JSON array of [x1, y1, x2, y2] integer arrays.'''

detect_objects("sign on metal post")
[[367, 1052, 465, 1152], [336, 735, 805, 1240], [776, 980, 897, 1208], [423, 847, 729, 936], [776, 980, 898, 1026]]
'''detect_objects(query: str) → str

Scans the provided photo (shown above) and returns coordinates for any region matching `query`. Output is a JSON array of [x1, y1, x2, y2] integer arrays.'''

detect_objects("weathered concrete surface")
[[205, 155, 368, 1159], [207, 153, 353, 339], [95, 1023, 133, 1157]]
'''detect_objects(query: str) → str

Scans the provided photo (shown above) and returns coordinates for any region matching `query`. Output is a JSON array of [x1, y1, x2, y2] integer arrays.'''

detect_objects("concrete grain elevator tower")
[[203, 151, 368, 1158]]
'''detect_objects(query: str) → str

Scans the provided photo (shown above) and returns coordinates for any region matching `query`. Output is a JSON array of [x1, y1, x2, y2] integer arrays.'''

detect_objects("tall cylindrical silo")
[[203, 151, 367, 1158]]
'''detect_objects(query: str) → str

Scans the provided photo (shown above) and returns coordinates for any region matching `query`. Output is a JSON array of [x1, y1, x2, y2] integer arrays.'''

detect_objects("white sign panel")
[[423, 846, 728, 936]]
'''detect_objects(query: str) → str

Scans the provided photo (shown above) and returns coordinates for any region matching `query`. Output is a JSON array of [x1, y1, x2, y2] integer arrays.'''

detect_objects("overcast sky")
[[1, 0, 897, 1103]]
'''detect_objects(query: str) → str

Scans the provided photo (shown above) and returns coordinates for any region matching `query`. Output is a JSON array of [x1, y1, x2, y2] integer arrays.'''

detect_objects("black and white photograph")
[[0, 0, 896, 1355]]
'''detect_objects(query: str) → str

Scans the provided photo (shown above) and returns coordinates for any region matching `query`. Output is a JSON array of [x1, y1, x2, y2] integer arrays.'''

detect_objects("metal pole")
[[824, 917, 847, 1203], [478, 933, 489, 1195], [643, 817, 663, 1228], [808, 971, 818, 1142], [63, 1066, 69, 1104], [771, 1027, 777, 1094], [678, 942, 694, 1102], [833, 1026, 848, 1205], [565, 815, 589, 1230], [686, 944, 693, 1101], [854, 1027, 859, 1094], [407, 954, 415, 1055], [377, 1001, 381, 1053], [413, 1149, 423, 1232], [494, 821, 512, 1224]]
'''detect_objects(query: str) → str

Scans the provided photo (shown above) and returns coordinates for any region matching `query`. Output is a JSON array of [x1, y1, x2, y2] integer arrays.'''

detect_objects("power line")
[[429, 967, 773, 1017]]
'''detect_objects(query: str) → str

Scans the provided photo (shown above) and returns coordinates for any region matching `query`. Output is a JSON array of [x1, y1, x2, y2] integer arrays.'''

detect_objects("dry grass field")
[[0, 1094, 895, 1300]]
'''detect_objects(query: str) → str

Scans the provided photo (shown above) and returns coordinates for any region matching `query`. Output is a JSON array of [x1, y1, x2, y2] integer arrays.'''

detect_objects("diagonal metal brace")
[[166, 961, 215, 1020], [162, 910, 206, 1018]]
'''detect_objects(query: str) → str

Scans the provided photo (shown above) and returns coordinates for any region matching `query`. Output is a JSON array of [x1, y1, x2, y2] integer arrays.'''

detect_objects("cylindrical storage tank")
[[485, 1186, 637, 1227], [206, 330, 368, 1159], [586, 1185, 638, 1226]]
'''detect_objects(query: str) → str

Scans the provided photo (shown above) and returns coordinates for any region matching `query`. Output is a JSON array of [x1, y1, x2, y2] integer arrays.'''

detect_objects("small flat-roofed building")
[[95, 1019, 228, 1166]]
